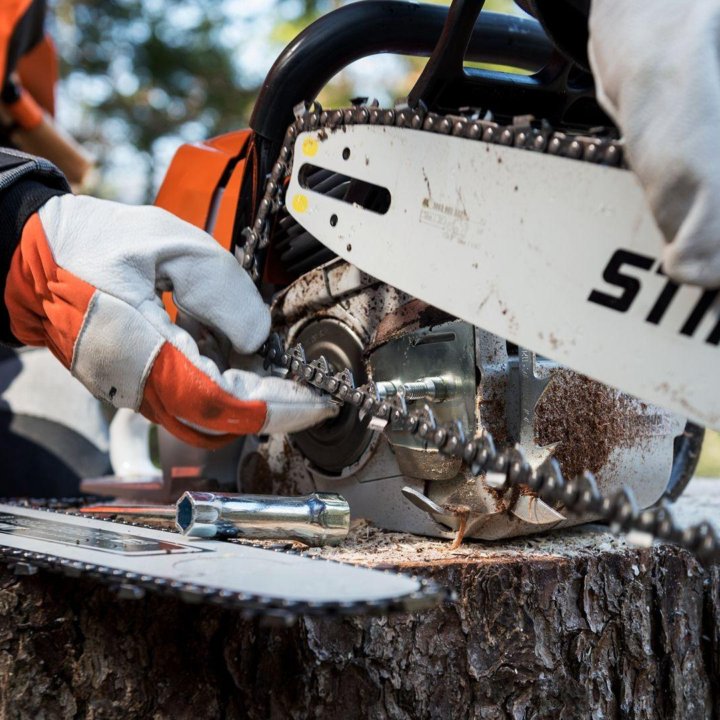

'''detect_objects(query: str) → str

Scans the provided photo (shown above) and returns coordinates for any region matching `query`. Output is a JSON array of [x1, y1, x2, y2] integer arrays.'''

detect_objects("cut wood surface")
[[0, 479, 716, 719]]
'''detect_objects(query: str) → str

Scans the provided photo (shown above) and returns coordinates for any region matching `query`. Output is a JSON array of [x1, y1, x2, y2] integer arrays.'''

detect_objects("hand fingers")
[[140, 403, 237, 450], [140, 342, 268, 438], [244, 374, 340, 434], [38, 196, 272, 354], [157, 218, 271, 354], [140, 336, 339, 446], [171, 251, 271, 355], [589, 0, 720, 287]]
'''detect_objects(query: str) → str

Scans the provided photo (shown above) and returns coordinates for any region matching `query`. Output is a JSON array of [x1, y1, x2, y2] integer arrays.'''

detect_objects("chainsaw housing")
[[240, 258, 685, 540]]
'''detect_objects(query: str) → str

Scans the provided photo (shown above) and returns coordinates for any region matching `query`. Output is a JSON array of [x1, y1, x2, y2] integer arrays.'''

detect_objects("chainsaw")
[[11, 0, 718, 614], [94, 0, 716, 548]]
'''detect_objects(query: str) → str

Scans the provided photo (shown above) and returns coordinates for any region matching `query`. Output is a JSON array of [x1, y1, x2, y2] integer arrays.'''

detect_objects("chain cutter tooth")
[[306, 356, 332, 388], [262, 332, 285, 370], [287, 344, 306, 375]]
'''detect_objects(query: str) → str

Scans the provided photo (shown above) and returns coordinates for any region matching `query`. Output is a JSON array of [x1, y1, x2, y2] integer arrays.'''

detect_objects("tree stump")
[[0, 479, 717, 720]]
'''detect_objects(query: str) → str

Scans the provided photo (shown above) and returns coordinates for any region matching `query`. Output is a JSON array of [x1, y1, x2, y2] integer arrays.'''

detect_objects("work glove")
[[588, 0, 720, 287], [4, 194, 337, 448]]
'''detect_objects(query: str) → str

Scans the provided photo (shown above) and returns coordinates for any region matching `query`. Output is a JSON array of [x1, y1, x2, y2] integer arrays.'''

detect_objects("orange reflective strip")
[[140, 342, 267, 448], [6, 85, 42, 129], [5, 213, 96, 368], [17, 34, 57, 116]]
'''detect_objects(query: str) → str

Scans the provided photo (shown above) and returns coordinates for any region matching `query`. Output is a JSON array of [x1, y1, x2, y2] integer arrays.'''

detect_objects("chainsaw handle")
[[250, 1, 552, 143]]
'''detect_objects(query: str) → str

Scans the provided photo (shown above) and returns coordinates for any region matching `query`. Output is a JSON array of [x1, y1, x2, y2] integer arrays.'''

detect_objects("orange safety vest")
[[0, 0, 57, 130]]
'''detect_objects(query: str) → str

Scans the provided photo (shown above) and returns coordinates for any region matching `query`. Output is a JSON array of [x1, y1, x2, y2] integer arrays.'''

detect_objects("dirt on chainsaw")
[[535, 370, 657, 480]]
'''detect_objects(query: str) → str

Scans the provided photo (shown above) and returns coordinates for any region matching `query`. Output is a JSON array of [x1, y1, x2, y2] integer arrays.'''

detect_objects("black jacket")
[[0, 0, 67, 345], [0, 150, 69, 345]]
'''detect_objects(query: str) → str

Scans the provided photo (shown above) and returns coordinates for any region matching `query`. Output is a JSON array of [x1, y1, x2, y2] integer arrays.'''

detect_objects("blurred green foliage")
[[697, 430, 720, 478], [51, 0, 517, 201], [52, 0, 332, 200], [56, 2, 254, 145]]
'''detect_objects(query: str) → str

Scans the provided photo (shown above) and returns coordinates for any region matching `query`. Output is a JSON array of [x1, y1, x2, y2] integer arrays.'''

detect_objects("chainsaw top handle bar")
[[250, 1, 553, 144]]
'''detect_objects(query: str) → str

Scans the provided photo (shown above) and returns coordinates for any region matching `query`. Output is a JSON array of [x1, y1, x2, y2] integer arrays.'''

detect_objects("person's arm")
[[0, 150, 337, 447], [0, 0, 46, 134], [0, 0, 46, 89], [0, 1, 92, 185], [588, 0, 720, 287], [0, 147, 68, 342]]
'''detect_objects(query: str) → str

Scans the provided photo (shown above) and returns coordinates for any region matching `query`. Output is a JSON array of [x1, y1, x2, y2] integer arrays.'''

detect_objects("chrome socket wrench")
[[176, 491, 350, 546]]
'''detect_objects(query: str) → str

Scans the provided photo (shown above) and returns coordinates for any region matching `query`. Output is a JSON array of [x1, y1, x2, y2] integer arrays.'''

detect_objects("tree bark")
[[0, 481, 717, 720]]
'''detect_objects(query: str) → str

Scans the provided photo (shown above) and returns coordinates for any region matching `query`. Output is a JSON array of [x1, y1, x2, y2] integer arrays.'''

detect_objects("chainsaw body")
[[244, 257, 687, 540], [87, 1, 702, 541]]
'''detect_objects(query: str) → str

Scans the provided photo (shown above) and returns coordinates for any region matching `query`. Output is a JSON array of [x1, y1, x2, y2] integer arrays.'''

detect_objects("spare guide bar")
[[0, 504, 445, 618]]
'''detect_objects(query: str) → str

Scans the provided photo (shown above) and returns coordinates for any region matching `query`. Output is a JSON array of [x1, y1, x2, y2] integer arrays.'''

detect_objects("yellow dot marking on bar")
[[302, 137, 318, 157], [292, 194, 309, 214]]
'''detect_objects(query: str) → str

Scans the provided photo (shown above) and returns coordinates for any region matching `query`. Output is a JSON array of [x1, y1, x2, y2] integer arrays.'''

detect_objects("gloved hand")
[[4, 194, 338, 447], [588, 0, 720, 287]]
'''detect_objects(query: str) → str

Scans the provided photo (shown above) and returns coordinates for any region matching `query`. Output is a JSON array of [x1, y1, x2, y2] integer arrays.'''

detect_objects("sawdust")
[[478, 372, 508, 446], [441, 503, 472, 515], [232, 517, 630, 569], [304, 480, 720, 568], [479, 481, 533, 515], [449, 513, 468, 550], [535, 370, 648, 480], [239, 450, 278, 495], [239, 437, 313, 496]]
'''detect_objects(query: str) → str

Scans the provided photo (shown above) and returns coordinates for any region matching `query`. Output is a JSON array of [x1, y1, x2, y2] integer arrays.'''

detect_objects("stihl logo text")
[[588, 249, 720, 345]]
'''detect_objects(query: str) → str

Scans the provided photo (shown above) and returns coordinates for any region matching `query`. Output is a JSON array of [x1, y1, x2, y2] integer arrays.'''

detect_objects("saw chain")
[[240, 102, 719, 565], [237, 102, 625, 280]]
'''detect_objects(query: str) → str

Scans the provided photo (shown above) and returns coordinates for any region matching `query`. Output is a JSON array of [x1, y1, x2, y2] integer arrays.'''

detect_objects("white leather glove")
[[4, 194, 337, 448], [588, 0, 720, 287]]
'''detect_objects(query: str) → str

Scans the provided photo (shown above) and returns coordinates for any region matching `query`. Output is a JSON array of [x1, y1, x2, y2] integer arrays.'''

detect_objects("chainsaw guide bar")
[[0, 504, 446, 618]]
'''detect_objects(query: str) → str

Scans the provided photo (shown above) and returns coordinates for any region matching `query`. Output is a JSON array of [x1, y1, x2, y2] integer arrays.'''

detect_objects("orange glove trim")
[[5, 213, 95, 367], [6, 210, 269, 450], [140, 343, 268, 448]]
